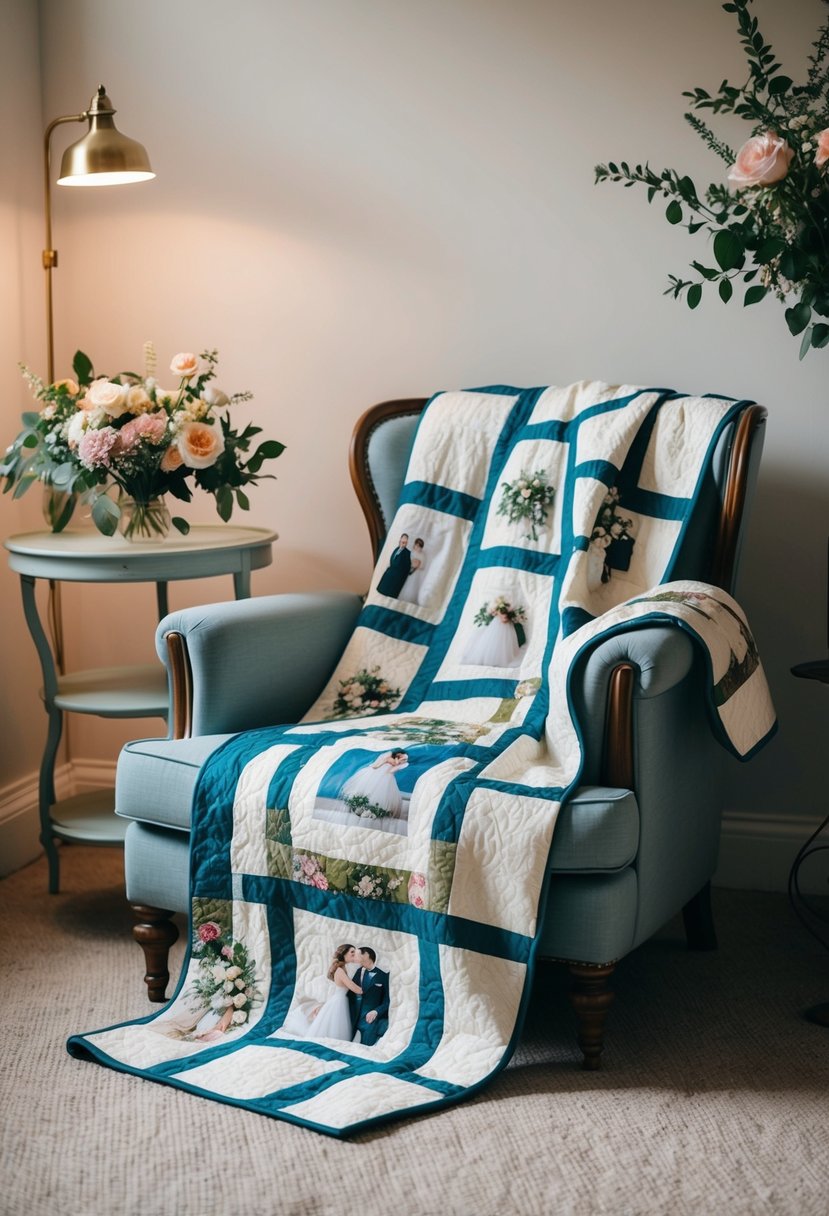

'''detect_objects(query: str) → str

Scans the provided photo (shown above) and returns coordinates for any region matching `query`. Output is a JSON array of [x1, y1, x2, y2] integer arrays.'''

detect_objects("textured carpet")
[[1, 846, 827, 1216]]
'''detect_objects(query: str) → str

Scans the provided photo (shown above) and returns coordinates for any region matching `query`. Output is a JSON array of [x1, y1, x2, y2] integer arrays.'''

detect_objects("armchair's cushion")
[[117, 735, 640, 872], [116, 735, 234, 831]]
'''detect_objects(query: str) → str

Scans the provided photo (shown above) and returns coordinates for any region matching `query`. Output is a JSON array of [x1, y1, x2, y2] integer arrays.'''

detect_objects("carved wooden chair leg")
[[682, 880, 718, 950], [131, 903, 179, 1002], [568, 962, 616, 1071]]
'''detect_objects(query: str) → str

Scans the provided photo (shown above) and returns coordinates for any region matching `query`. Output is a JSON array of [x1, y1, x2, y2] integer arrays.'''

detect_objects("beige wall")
[[2, 1, 826, 865], [0, 0, 53, 793]]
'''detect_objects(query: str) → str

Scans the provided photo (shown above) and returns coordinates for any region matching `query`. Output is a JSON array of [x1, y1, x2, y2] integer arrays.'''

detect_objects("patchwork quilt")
[[69, 382, 776, 1137]]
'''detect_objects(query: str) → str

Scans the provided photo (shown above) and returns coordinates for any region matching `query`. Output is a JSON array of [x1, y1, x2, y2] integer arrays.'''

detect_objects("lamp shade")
[[57, 86, 155, 186]]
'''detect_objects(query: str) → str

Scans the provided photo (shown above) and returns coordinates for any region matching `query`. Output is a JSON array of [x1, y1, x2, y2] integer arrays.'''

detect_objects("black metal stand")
[[790, 658, 829, 1026]]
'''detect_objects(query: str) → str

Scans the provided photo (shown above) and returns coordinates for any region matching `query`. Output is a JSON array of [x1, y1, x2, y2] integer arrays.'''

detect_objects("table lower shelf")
[[49, 788, 128, 845], [50, 663, 168, 717]]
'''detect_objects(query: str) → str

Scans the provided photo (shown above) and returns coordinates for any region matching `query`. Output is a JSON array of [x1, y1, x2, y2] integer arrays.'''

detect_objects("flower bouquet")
[[497, 470, 555, 540], [190, 920, 262, 1033], [1, 344, 285, 538], [331, 666, 401, 718], [590, 487, 635, 582], [595, 0, 829, 358], [342, 792, 394, 820], [473, 596, 527, 645]]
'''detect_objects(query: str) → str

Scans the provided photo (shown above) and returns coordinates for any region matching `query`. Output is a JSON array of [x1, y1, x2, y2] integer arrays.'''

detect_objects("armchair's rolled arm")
[[157, 591, 363, 737], [569, 625, 696, 786]]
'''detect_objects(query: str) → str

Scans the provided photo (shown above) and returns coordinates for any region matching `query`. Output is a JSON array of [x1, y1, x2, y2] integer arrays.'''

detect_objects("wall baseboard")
[[0, 759, 116, 878], [1, 772, 825, 894], [714, 810, 825, 895]]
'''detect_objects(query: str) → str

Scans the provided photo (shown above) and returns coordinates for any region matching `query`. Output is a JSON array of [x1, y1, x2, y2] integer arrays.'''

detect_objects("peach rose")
[[728, 132, 794, 189], [53, 378, 79, 396], [815, 129, 829, 168], [170, 352, 200, 379], [87, 379, 128, 417], [177, 420, 225, 469], [160, 445, 184, 472]]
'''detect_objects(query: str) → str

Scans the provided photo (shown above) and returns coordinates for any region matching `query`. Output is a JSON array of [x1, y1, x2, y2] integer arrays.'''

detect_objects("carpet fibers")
[[1, 846, 827, 1216]]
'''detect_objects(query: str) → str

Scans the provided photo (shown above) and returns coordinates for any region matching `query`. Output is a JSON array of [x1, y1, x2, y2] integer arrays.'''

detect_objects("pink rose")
[[221, 945, 234, 959], [815, 129, 829, 168], [170, 352, 199, 379], [197, 921, 221, 942], [177, 420, 225, 469], [728, 132, 794, 190], [117, 412, 168, 452], [311, 873, 329, 889]]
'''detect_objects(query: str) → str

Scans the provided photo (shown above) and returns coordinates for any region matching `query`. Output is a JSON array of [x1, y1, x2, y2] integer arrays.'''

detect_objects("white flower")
[[210, 964, 227, 982], [234, 978, 246, 990], [520, 488, 531, 498], [203, 384, 229, 409], [63, 414, 82, 446], [223, 979, 235, 993], [233, 992, 247, 1008], [224, 965, 242, 980], [231, 1010, 247, 1025], [86, 379, 127, 417], [210, 992, 228, 1011]]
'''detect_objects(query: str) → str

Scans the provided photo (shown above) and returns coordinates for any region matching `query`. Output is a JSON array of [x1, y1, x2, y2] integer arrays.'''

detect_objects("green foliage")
[[595, 0, 829, 357]]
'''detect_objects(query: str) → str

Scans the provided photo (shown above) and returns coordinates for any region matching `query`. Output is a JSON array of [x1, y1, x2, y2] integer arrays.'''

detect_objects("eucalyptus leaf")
[[91, 494, 120, 536], [216, 485, 233, 522], [171, 516, 191, 535], [687, 283, 703, 309]]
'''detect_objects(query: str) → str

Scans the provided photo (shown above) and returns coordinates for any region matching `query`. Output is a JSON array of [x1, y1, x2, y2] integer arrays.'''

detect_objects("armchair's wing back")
[[351, 395, 766, 594]]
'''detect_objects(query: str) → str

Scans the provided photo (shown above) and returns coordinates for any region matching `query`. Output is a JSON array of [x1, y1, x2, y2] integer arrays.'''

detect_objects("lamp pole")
[[39, 87, 154, 669], [43, 111, 86, 384]]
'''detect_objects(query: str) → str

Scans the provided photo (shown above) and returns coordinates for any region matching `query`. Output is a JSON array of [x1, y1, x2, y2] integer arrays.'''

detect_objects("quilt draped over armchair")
[[69, 381, 775, 1137]]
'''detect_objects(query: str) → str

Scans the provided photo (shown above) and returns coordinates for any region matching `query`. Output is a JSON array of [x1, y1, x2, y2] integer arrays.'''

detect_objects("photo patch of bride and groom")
[[282, 944, 390, 1046], [377, 533, 427, 605]]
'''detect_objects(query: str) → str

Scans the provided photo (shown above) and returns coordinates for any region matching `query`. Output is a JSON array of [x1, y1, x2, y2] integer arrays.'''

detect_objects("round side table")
[[5, 525, 276, 892]]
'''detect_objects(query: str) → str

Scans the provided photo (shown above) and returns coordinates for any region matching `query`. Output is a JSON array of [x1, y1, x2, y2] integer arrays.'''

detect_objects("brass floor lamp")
[[42, 85, 154, 669]]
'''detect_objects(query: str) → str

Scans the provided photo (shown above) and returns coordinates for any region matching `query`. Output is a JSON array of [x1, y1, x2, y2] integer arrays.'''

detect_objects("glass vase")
[[117, 496, 171, 543], [42, 486, 76, 533]]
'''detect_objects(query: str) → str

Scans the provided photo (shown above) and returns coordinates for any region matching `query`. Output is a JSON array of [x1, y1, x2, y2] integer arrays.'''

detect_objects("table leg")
[[234, 550, 253, 599], [156, 580, 169, 621], [20, 575, 63, 892]]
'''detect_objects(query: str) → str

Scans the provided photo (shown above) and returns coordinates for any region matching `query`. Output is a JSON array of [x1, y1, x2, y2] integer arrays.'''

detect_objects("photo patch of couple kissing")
[[282, 943, 390, 1046]]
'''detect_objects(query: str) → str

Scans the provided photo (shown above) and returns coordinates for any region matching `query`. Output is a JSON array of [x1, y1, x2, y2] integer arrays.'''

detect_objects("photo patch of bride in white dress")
[[280, 943, 363, 1042], [462, 600, 527, 669], [340, 750, 409, 821]]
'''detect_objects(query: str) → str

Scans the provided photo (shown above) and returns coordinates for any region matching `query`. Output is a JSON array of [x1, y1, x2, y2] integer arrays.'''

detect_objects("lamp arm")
[[42, 111, 87, 382]]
